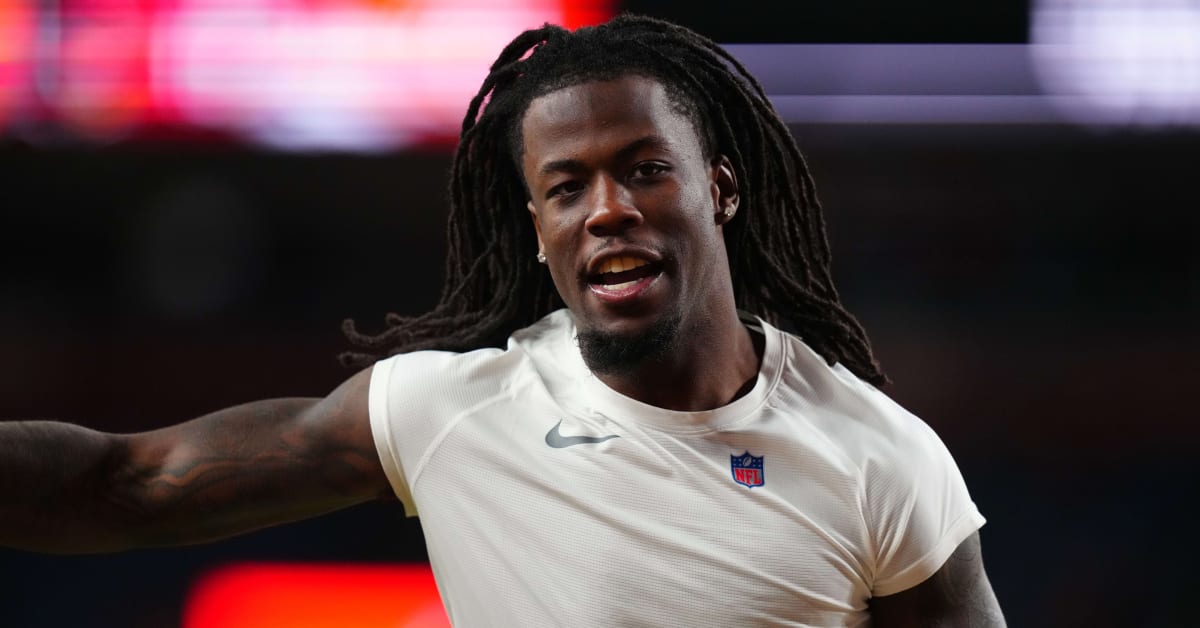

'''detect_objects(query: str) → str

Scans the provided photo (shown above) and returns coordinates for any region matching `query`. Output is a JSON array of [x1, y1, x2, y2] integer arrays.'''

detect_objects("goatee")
[[577, 313, 682, 375]]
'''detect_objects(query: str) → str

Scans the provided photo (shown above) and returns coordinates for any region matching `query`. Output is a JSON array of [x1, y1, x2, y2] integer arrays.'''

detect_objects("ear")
[[711, 155, 740, 225], [527, 200, 546, 255]]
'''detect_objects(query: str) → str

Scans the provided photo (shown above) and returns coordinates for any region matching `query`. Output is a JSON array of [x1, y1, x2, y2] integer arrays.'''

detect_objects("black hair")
[[341, 13, 887, 386]]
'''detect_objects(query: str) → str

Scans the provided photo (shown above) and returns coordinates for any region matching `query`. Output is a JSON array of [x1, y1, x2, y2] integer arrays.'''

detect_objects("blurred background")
[[0, 0, 1196, 626]]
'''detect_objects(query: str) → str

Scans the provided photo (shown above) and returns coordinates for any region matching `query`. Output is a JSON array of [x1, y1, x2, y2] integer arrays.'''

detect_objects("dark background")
[[2, 1, 1197, 626]]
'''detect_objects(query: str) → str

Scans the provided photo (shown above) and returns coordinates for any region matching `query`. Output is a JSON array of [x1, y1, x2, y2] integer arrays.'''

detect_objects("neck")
[[592, 306, 763, 412]]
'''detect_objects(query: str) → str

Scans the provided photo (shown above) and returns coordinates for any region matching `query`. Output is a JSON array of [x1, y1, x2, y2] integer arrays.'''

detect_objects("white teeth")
[[598, 256, 649, 275], [602, 280, 638, 290]]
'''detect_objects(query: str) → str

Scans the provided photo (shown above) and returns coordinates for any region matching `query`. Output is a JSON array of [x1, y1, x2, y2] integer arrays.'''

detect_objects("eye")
[[546, 180, 583, 201], [630, 161, 670, 180]]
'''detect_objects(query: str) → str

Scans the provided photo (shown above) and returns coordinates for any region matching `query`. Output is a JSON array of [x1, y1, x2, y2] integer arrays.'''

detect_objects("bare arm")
[[0, 367, 390, 554], [868, 531, 1006, 627]]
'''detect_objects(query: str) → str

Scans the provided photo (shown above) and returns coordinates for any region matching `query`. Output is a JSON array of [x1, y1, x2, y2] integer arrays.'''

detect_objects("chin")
[[576, 311, 683, 375]]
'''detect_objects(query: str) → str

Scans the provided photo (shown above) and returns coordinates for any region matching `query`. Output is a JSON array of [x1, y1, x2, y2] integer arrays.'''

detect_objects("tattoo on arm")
[[118, 381, 387, 546], [1, 368, 388, 553], [868, 532, 1007, 627], [933, 533, 1007, 626]]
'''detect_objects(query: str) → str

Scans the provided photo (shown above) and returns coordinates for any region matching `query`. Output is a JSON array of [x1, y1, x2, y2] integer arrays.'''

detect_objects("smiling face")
[[521, 75, 739, 372]]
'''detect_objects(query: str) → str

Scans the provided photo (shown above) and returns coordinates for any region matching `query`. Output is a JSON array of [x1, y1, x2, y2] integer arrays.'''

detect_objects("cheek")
[[680, 169, 718, 215], [672, 178, 721, 237], [541, 217, 583, 282], [543, 212, 581, 250]]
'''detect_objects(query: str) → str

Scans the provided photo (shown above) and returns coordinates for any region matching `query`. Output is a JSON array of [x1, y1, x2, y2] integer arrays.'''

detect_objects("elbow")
[[89, 434, 167, 552]]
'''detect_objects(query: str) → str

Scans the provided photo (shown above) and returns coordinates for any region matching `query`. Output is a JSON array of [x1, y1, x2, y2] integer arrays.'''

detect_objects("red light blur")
[[0, 0, 615, 151], [183, 562, 450, 628]]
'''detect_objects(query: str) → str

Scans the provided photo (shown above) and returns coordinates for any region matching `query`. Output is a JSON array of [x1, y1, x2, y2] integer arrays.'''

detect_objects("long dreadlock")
[[341, 13, 887, 386]]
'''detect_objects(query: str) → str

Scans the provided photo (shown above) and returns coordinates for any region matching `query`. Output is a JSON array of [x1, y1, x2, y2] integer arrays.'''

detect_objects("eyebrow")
[[536, 135, 671, 178]]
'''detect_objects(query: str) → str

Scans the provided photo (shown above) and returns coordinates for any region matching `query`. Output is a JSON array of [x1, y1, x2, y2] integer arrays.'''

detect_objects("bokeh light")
[[0, 0, 614, 151], [1031, 0, 1200, 127]]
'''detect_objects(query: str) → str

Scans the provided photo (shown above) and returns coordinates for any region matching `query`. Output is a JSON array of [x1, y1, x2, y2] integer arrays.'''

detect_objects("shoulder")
[[365, 311, 580, 512], [370, 343, 519, 417], [769, 327, 985, 594], [370, 309, 577, 414], [768, 324, 975, 516], [768, 325, 945, 470]]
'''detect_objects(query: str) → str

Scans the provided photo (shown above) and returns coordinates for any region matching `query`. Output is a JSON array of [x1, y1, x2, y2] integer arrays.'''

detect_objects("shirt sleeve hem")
[[871, 508, 986, 597], [368, 357, 419, 517]]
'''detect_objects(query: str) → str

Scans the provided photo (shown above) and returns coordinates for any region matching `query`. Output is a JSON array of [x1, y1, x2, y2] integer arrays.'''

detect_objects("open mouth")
[[587, 255, 663, 292]]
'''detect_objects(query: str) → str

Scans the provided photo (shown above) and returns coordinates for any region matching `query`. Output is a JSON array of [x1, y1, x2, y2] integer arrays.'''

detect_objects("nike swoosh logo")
[[545, 419, 620, 448]]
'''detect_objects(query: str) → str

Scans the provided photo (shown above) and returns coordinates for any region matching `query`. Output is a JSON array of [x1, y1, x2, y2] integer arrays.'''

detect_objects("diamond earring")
[[536, 252, 547, 264]]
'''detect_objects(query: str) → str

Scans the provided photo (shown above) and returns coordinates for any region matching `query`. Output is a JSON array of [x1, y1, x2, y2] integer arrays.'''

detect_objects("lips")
[[585, 252, 664, 302]]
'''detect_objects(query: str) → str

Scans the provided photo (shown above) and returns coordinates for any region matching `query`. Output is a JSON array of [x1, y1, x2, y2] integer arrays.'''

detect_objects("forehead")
[[520, 76, 703, 169]]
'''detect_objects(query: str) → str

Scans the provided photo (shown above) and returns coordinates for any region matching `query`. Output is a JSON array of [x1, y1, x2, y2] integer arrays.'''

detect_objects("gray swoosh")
[[545, 419, 620, 448]]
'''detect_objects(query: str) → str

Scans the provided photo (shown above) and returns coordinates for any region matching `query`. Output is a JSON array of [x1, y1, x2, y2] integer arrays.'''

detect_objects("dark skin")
[[523, 76, 757, 411], [0, 74, 1004, 626], [0, 369, 386, 553]]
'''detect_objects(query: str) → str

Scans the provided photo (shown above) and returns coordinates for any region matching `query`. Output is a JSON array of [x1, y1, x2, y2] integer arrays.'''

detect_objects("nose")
[[584, 176, 642, 237]]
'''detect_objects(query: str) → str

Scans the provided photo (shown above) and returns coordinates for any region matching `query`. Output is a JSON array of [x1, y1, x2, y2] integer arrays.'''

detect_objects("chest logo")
[[545, 419, 620, 449], [731, 451, 765, 488]]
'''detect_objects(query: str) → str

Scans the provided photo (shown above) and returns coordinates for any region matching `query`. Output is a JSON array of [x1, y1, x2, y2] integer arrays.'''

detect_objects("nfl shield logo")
[[730, 451, 765, 488]]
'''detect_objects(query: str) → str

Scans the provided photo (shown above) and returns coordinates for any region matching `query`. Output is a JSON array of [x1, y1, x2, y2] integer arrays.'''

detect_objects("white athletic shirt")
[[369, 309, 985, 627]]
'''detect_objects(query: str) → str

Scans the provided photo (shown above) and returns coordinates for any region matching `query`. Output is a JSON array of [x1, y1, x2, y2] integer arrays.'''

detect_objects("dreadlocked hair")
[[341, 13, 888, 386]]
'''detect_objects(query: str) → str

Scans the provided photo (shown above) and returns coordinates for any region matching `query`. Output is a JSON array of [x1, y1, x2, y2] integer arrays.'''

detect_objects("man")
[[1, 14, 1005, 627]]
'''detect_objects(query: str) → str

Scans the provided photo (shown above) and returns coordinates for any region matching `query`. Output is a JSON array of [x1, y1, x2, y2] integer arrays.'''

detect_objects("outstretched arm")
[[0, 367, 390, 554], [868, 531, 1006, 627]]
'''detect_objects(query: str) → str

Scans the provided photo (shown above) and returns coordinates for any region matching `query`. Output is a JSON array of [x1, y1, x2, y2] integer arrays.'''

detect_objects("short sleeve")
[[369, 355, 419, 516], [863, 417, 986, 596], [368, 345, 518, 518]]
